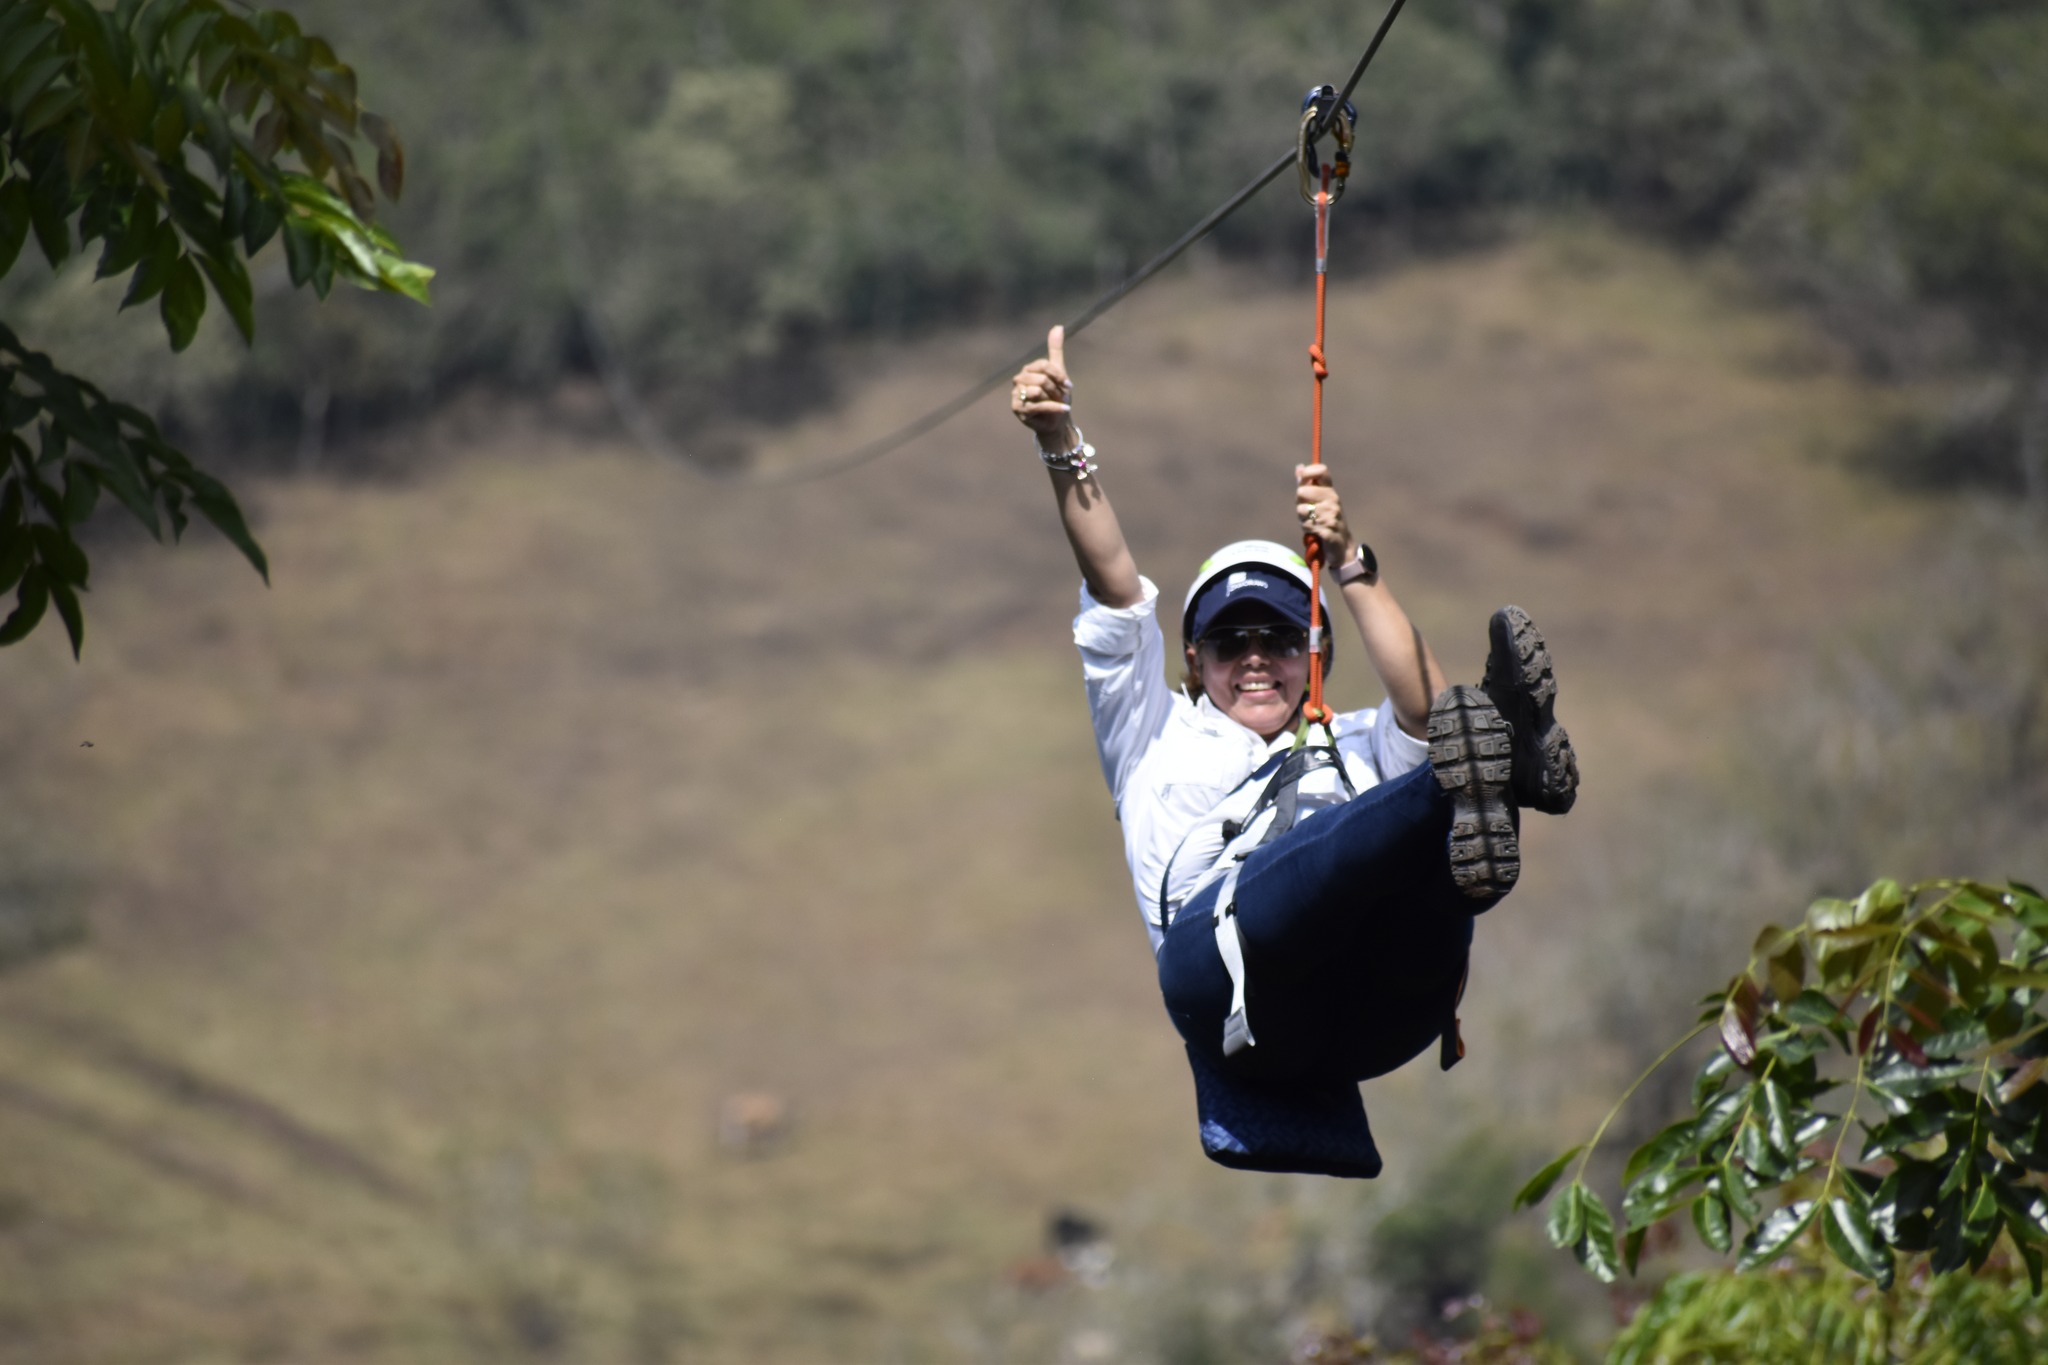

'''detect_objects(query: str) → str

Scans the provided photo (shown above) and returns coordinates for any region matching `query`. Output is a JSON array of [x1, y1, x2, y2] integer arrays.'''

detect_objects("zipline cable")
[[562, 0, 1413, 487]]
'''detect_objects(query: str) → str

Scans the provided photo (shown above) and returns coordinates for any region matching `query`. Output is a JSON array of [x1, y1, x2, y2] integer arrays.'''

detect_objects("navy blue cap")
[[1185, 566, 1314, 643]]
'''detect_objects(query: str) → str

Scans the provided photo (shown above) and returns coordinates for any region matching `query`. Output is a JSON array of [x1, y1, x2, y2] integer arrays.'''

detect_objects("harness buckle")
[[1296, 85, 1356, 205]]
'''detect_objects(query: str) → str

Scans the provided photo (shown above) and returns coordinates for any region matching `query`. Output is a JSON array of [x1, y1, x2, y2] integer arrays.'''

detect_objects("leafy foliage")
[[0, 0, 429, 654], [1612, 1236, 2048, 1364], [1296, 1297, 1576, 1364], [0, 319, 263, 651], [1842, 10, 2048, 358], [1519, 878, 2048, 1293]]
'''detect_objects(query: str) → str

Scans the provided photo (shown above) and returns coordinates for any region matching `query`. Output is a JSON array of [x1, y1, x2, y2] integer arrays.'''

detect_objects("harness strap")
[[1256, 743, 1358, 850], [1212, 862, 1254, 1057], [1157, 742, 1361, 930]]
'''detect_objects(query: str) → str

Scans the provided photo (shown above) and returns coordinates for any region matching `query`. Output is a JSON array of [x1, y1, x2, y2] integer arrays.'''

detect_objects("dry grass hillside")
[[0, 224, 1963, 1363]]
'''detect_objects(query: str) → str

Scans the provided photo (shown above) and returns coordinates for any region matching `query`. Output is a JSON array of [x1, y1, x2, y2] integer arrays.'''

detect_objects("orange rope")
[[1302, 165, 1334, 728]]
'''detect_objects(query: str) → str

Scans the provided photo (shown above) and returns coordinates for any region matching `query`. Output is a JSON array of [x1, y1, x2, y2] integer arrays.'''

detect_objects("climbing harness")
[[1208, 745, 1359, 1056]]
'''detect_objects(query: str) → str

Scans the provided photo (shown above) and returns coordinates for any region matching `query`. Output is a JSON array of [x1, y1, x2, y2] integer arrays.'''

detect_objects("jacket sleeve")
[[1073, 577, 1174, 810], [1367, 696, 1430, 781], [1334, 695, 1431, 786]]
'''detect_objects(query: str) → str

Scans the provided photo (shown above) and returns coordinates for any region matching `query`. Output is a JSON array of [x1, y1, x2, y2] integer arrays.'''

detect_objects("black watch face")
[[1358, 542, 1377, 575]]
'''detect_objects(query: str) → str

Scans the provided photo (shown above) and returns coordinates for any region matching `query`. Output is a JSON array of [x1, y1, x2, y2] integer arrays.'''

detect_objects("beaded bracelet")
[[1038, 427, 1098, 481]]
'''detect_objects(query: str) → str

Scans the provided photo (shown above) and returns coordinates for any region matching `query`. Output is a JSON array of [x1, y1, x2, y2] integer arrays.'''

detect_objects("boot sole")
[[1427, 685, 1520, 901], [1483, 606, 1579, 815]]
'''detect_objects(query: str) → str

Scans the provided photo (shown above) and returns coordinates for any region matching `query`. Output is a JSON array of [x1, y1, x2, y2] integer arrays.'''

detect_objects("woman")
[[1012, 326, 1579, 1178]]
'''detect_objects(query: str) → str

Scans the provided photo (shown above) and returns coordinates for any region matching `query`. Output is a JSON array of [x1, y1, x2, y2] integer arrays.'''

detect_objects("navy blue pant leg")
[[1157, 763, 1495, 1086]]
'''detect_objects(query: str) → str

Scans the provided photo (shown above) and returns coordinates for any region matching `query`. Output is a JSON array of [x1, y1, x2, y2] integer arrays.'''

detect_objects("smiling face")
[[1185, 602, 1314, 741]]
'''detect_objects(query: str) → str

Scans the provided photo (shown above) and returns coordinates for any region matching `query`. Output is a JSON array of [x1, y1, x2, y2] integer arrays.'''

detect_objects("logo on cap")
[[1225, 572, 1269, 595]]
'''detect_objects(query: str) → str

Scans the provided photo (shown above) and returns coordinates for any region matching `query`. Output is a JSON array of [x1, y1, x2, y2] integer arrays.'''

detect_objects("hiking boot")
[[1480, 606, 1579, 816], [1427, 685, 1520, 901]]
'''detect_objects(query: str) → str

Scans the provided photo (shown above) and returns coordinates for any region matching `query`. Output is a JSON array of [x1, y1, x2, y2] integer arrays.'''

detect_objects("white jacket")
[[1074, 578, 1430, 953]]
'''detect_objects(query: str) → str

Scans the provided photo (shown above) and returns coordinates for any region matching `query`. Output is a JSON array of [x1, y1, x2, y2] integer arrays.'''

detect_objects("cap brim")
[[1183, 1044, 1383, 1178], [1185, 573, 1316, 642]]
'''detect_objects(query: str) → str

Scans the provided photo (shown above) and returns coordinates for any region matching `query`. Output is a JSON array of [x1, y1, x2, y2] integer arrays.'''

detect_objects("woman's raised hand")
[[1295, 463, 1356, 568], [1010, 325, 1076, 447]]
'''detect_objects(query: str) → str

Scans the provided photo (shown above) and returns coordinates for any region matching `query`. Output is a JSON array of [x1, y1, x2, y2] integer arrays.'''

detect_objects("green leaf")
[[1869, 1053, 1979, 1100], [1721, 1160, 1761, 1221], [20, 80, 84, 139], [1923, 1019, 1992, 1060], [1767, 940, 1806, 1004], [195, 250, 252, 344], [0, 564, 49, 645], [1577, 1186, 1622, 1284], [1807, 897, 1857, 932], [1547, 1181, 1586, 1250], [1856, 879, 1908, 925], [185, 475, 266, 580], [1932, 1189, 1969, 1273], [0, 525, 31, 596], [7, 50, 69, 116], [240, 183, 280, 256], [122, 224, 178, 309], [1813, 923, 1897, 950], [1625, 1122, 1696, 1185], [59, 461, 97, 526], [29, 170, 72, 270], [1783, 989, 1847, 1034], [362, 109, 404, 199], [1623, 1224, 1647, 1276], [0, 15, 55, 86], [1993, 969, 2048, 992], [1624, 1165, 1710, 1231], [164, 6, 214, 75], [2024, 1241, 2046, 1297], [1761, 1079, 1799, 1160], [1860, 1107, 1951, 1163], [1693, 1186, 1732, 1253], [1692, 1047, 1736, 1108], [1990, 1176, 2048, 1243], [281, 216, 319, 287], [30, 524, 88, 586], [0, 179, 31, 277], [160, 252, 205, 351], [1822, 1195, 1893, 1287], [1736, 1199, 1817, 1271], [1873, 1161, 1940, 1253], [1738, 1110, 1787, 1179], [1515, 1146, 1584, 1211], [96, 195, 159, 280], [46, 575, 83, 658], [1695, 1086, 1749, 1148]]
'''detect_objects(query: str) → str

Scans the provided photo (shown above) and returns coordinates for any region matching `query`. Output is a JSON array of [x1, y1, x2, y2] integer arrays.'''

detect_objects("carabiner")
[[1296, 85, 1356, 204]]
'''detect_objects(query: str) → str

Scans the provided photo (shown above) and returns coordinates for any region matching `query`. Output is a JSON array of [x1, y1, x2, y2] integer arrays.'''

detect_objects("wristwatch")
[[1333, 540, 1378, 586]]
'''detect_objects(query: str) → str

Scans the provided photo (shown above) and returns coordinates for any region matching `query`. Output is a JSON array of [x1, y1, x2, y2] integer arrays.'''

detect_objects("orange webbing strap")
[[1302, 167, 1335, 731]]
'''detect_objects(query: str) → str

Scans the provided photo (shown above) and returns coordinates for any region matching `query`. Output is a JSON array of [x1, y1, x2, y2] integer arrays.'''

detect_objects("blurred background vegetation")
[[4, 2, 2048, 1362], [5, 0, 2045, 488]]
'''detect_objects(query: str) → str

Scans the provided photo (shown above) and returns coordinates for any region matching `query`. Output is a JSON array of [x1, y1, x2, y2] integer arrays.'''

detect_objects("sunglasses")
[[1197, 624, 1309, 663]]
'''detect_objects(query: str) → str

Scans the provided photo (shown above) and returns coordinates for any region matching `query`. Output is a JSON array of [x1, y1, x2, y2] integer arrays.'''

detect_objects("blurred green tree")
[[0, 0, 429, 656], [1844, 11, 2048, 499]]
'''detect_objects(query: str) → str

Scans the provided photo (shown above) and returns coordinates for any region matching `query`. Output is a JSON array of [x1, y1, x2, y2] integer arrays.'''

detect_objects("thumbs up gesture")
[[1010, 325, 1077, 447]]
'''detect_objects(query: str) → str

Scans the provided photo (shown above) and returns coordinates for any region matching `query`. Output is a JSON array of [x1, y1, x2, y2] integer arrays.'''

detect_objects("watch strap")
[[1334, 540, 1378, 585]]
